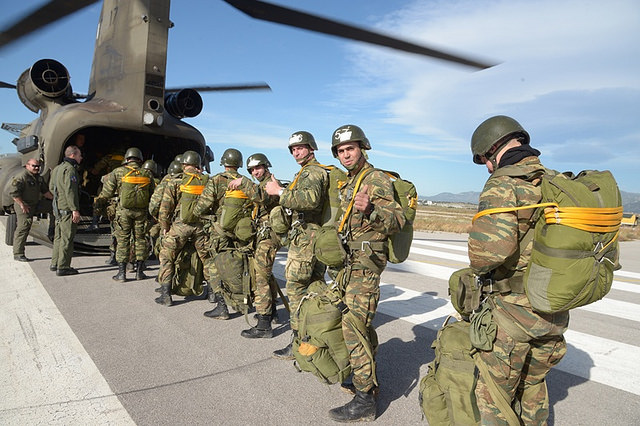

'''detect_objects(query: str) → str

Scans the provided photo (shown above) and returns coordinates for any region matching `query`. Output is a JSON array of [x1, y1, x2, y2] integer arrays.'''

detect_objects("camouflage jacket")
[[49, 158, 81, 212], [157, 170, 208, 230], [192, 170, 241, 218], [339, 161, 405, 269], [279, 158, 328, 226], [10, 168, 49, 207], [96, 161, 155, 208], [148, 173, 181, 219], [235, 170, 280, 223], [468, 156, 544, 279]]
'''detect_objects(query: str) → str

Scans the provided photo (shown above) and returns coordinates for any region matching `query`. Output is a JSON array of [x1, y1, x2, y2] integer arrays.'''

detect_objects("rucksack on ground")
[[120, 166, 152, 209], [171, 241, 206, 297], [474, 168, 622, 313], [215, 247, 254, 314]]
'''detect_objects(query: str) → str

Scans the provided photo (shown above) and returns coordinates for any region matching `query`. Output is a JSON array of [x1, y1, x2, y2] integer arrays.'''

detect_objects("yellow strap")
[[179, 172, 204, 195], [122, 167, 151, 187], [338, 167, 374, 233], [225, 189, 249, 199], [288, 163, 333, 190], [252, 203, 259, 220]]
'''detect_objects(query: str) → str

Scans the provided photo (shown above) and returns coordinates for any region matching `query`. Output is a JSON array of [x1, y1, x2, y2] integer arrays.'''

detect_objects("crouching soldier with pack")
[[228, 153, 284, 338], [95, 147, 155, 281], [155, 151, 210, 306], [326, 125, 405, 422]]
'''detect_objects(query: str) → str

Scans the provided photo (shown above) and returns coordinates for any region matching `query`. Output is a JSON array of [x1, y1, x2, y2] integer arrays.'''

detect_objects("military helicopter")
[[0, 0, 496, 252]]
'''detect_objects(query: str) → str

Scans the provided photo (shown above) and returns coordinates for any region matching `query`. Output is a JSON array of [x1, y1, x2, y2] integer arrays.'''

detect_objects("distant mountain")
[[424, 190, 640, 213]]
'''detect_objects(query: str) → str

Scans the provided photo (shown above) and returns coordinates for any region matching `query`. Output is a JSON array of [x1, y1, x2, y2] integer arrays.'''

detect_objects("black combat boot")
[[253, 304, 280, 324], [241, 314, 273, 339], [328, 389, 377, 423], [105, 250, 117, 266], [135, 260, 148, 280], [272, 330, 296, 360], [112, 263, 127, 282], [154, 284, 173, 306], [203, 293, 229, 320], [206, 282, 217, 303]]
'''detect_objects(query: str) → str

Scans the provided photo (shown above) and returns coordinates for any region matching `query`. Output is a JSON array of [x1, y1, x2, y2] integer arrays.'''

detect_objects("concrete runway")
[[2, 222, 639, 425]]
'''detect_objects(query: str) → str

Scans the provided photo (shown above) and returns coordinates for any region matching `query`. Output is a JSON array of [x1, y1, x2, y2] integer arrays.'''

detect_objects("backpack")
[[171, 241, 206, 297], [419, 316, 480, 425], [219, 189, 254, 232], [179, 172, 208, 224], [337, 167, 417, 263], [214, 248, 254, 314], [120, 166, 152, 209], [474, 168, 622, 313]]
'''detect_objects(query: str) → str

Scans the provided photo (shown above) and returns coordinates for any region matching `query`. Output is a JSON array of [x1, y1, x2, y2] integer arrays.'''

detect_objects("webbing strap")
[[179, 172, 205, 195], [338, 167, 374, 233], [473, 353, 520, 426], [122, 167, 151, 187], [288, 163, 333, 190], [225, 189, 248, 199]]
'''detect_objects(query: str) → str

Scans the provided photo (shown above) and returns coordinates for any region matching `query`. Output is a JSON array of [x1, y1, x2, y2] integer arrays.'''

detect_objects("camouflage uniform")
[[157, 170, 212, 287], [469, 156, 569, 425], [235, 171, 282, 316], [279, 158, 329, 332], [96, 162, 155, 263], [49, 158, 81, 270], [10, 167, 50, 257], [192, 170, 241, 293], [337, 162, 405, 394]]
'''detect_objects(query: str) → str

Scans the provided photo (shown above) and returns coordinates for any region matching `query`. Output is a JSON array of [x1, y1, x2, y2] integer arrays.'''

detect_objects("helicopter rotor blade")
[[223, 0, 497, 70], [0, 0, 100, 49], [1, 81, 17, 89], [166, 83, 272, 93]]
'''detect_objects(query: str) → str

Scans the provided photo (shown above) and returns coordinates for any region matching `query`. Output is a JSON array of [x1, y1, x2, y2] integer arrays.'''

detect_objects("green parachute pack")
[[215, 247, 254, 314], [219, 188, 255, 233], [119, 166, 153, 209], [474, 167, 622, 313], [179, 172, 208, 224], [171, 241, 206, 298]]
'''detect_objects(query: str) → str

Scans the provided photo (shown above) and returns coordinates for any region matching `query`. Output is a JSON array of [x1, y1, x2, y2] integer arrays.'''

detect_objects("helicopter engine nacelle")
[[164, 89, 203, 119], [16, 59, 72, 113]]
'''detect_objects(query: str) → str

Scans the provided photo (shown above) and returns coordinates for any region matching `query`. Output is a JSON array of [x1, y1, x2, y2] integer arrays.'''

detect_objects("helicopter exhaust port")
[[29, 59, 70, 98], [164, 89, 203, 119]]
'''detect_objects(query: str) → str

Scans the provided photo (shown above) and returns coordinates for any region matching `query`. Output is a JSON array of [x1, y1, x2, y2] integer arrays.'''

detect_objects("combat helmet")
[[124, 147, 143, 162], [142, 159, 160, 177], [174, 154, 184, 164], [182, 150, 202, 167], [167, 160, 182, 175], [471, 115, 530, 164], [246, 153, 272, 170], [288, 131, 318, 152], [220, 148, 243, 168], [331, 124, 371, 157]]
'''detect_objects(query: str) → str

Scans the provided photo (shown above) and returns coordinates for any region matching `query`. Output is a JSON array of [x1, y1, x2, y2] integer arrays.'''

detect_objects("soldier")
[[468, 116, 569, 424], [327, 125, 404, 422], [95, 147, 155, 282], [265, 131, 329, 359], [10, 159, 53, 261], [193, 148, 245, 319], [155, 151, 211, 306], [228, 153, 282, 338], [49, 145, 83, 276], [142, 159, 162, 256]]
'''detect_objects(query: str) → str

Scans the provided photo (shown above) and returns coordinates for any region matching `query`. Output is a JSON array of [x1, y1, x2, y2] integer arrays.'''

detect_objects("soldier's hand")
[[354, 185, 373, 215], [19, 203, 30, 214], [71, 210, 81, 224], [228, 177, 243, 190], [265, 175, 283, 196]]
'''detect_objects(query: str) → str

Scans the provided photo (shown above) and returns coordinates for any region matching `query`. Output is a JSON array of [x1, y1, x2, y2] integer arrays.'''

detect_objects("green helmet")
[[174, 154, 184, 163], [142, 159, 160, 177], [167, 160, 182, 175], [182, 150, 202, 166], [246, 153, 272, 170], [331, 124, 371, 157], [288, 131, 317, 152], [124, 147, 143, 162], [220, 148, 243, 168], [471, 115, 530, 164]]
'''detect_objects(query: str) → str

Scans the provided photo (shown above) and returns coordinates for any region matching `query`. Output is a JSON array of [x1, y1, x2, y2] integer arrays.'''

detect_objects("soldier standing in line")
[[94, 147, 155, 282], [228, 153, 282, 338], [149, 160, 183, 269], [155, 151, 210, 306], [193, 148, 245, 319], [468, 116, 569, 425], [265, 131, 329, 359], [49, 145, 83, 276], [142, 159, 162, 258], [327, 125, 404, 422], [10, 159, 53, 261]]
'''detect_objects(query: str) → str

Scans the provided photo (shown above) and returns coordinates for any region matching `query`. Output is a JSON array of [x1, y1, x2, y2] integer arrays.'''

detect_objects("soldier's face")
[[26, 161, 41, 175], [291, 145, 311, 164], [336, 142, 362, 170], [249, 165, 266, 180]]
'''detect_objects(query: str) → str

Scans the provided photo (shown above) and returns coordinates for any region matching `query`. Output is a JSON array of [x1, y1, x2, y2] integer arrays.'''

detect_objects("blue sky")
[[1, 0, 639, 197]]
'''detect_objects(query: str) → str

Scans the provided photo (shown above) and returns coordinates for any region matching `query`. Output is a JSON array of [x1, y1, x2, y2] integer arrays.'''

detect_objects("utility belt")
[[476, 272, 525, 295]]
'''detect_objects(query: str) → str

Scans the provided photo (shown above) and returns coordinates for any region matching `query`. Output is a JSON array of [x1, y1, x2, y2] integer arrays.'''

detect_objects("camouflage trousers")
[[158, 221, 212, 285], [253, 235, 282, 315], [114, 208, 149, 263], [341, 268, 380, 393], [475, 294, 569, 425], [285, 224, 325, 331]]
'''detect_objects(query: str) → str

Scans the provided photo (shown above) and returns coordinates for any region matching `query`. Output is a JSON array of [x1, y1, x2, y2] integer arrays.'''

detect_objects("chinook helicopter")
[[0, 0, 495, 252]]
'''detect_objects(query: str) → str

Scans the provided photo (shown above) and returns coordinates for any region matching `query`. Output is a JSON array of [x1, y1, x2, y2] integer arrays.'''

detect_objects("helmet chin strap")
[[297, 151, 315, 165]]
